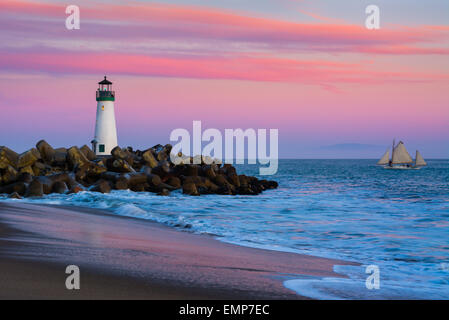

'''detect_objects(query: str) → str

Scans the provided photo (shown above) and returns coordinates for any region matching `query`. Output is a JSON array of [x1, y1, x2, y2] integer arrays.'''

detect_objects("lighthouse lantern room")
[[92, 76, 118, 156]]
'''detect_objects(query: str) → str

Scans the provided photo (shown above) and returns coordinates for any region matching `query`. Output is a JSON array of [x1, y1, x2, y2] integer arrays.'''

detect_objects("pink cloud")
[[1, 0, 448, 55], [1, 51, 447, 86]]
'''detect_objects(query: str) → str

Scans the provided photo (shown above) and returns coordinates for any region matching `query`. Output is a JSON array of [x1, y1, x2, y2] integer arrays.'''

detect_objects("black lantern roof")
[[98, 76, 112, 85]]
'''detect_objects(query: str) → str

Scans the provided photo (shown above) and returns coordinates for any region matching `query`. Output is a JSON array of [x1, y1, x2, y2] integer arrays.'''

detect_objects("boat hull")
[[381, 165, 422, 170]]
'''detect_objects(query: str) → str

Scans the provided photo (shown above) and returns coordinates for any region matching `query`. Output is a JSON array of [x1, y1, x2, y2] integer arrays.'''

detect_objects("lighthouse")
[[91, 76, 118, 156]]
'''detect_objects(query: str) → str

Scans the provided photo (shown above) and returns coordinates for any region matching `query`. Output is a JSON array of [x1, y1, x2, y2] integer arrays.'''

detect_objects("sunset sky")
[[1, 0, 448, 158]]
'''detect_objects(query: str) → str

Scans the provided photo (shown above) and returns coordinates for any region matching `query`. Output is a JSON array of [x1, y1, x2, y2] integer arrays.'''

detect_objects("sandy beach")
[[0, 202, 355, 299]]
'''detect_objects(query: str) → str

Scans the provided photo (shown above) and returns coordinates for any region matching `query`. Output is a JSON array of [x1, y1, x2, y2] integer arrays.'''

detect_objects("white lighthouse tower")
[[91, 76, 118, 156]]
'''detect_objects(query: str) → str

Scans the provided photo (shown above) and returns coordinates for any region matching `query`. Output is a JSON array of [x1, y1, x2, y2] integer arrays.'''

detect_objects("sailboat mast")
[[391, 138, 395, 166]]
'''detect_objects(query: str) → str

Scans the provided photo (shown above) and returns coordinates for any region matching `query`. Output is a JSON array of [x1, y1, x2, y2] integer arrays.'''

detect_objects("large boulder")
[[52, 181, 69, 194], [17, 148, 41, 168], [2, 165, 18, 185], [34, 176, 53, 194], [142, 149, 158, 168], [166, 176, 181, 189], [17, 172, 33, 184], [53, 148, 68, 166], [182, 182, 199, 196], [89, 180, 111, 193], [0, 181, 27, 195], [68, 181, 86, 194], [146, 173, 161, 187], [112, 159, 135, 173], [114, 176, 129, 190], [67, 146, 89, 169], [0, 146, 19, 169], [9, 192, 22, 199], [80, 145, 96, 161], [125, 172, 147, 187], [36, 140, 56, 164], [156, 144, 172, 161], [19, 165, 34, 176], [111, 146, 127, 160], [25, 179, 43, 197]]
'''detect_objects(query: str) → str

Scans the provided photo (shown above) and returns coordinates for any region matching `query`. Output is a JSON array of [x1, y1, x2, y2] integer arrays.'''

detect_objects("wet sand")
[[0, 202, 355, 299]]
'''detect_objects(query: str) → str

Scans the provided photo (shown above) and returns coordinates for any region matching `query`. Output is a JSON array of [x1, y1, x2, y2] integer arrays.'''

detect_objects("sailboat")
[[377, 139, 427, 169]]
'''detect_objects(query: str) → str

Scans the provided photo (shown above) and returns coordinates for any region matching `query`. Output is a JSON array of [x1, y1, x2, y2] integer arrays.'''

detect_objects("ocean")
[[2, 159, 448, 299]]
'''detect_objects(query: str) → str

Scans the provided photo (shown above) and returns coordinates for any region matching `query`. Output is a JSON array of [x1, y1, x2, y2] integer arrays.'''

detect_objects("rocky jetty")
[[0, 141, 278, 198]]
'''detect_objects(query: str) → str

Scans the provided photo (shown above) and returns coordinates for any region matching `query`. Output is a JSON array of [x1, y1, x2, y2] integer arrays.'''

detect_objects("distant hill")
[[320, 143, 384, 151]]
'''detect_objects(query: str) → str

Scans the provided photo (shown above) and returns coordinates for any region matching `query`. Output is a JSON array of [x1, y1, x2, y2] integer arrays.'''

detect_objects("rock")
[[0, 181, 27, 195], [100, 171, 123, 182], [157, 188, 170, 196], [228, 174, 240, 187], [32, 162, 43, 176], [0, 142, 278, 197], [53, 149, 67, 166], [157, 182, 177, 191], [2, 165, 18, 185], [67, 146, 89, 169], [238, 175, 249, 187], [140, 165, 152, 175], [36, 140, 56, 164], [25, 179, 43, 197], [9, 192, 22, 199], [123, 150, 136, 167], [17, 172, 33, 184], [203, 165, 216, 179], [89, 180, 111, 193], [0, 146, 19, 169], [68, 182, 86, 194], [17, 148, 41, 168], [156, 144, 172, 161], [80, 145, 96, 161], [182, 182, 199, 196], [112, 159, 135, 173], [152, 144, 164, 154], [115, 177, 128, 190], [213, 174, 229, 187], [204, 178, 219, 193], [151, 160, 170, 177], [74, 165, 88, 182], [111, 146, 127, 160], [77, 163, 107, 181], [125, 172, 147, 187], [93, 157, 107, 167], [142, 149, 158, 168], [130, 183, 147, 192], [146, 173, 161, 187], [48, 173, 75, 186], [184, 165, 199, 177], [166, 176, 181, 189], [19, 165, 34, 176], [223, 164, 237, 176], [34, 176, 53, 194], [264, 180, 278, 189], [240, 186, 257, 195], [216, 184, 233, 195], [52, 181, 68, 194]]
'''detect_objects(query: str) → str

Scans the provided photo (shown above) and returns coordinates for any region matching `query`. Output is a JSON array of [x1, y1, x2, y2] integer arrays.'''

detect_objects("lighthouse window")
[[99, 144, 105, 152]]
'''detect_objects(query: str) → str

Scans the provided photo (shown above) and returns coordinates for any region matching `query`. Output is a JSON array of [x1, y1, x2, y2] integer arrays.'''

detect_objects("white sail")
[[391, 141, 413, 164], [415, 150, 427, 166], [377, 149, 390, 165]]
